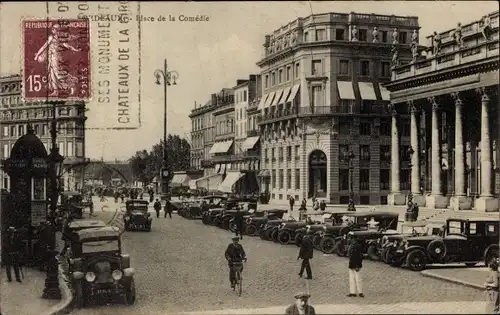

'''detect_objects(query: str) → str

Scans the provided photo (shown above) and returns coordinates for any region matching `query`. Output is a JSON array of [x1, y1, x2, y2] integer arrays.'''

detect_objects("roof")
[[68, 219, 106, 230], [10, 127, 48, 159], [77, 226, 120, 240]]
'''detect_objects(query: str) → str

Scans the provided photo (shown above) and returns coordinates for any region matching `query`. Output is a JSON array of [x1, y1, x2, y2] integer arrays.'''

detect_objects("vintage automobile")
[[225, 196, 258, 211], [320, 211, 399, 257], [69, 226, 135, 308], [276, 221, 309, 245], [391, 218, 499, 271], [63, 219, 108, 250], [123, 200, 152, 232], [202, 208, 225, 225], [218, 209, 254, 230], [183, 195, 228, 219], [260, 218, 288, 241], [60, 191, 88, 219], [294, 212, 351, 248], [345, 227, 400, 261], [242, 210, 288, 236]]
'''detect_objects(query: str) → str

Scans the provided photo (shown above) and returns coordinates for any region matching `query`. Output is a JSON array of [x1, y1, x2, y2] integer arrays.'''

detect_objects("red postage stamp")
[[22, 19, 91, 101]]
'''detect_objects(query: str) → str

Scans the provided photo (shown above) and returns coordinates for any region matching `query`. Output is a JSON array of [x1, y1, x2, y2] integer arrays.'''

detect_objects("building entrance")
[[308, 150, 327, 198]]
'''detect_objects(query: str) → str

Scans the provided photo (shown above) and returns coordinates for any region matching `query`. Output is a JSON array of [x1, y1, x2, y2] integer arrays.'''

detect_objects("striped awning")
[[271, 89, 283, 106], [286, 84, 300, 103], [264, 92, 275, 108], [257, 94, 268, 110], [278, 87, 291, 105], [241, 136, 260, 151], [217, 172, 245, 193]]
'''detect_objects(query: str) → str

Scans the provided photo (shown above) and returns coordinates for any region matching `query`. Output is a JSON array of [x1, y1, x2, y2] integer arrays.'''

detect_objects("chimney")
[[249, 74, 256, 82], [211, 93, 217, 105], [265, 35, 271, 46], [236, 79, 247, 86], [194, 101, 197, 109]]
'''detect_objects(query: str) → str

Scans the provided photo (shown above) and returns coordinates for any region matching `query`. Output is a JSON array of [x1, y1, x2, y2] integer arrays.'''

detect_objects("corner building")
[[257, 12, 416, 204], [385, 10, 499, 211]]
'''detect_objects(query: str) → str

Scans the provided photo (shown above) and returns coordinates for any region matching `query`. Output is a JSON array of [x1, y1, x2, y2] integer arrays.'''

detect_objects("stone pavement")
[[422, 267, 489, 290], [182, 301, 487, 314]]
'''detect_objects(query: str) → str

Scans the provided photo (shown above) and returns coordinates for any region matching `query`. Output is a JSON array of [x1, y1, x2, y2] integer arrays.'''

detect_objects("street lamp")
[[407, 146, 415, 207], [154, 59, 179, 200], [347, 149, 356, 212]]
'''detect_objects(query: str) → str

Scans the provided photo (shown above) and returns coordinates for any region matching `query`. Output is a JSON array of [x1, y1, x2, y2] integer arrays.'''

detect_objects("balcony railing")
[[298, 105, 355, 116], [257, 110, 298, 123]]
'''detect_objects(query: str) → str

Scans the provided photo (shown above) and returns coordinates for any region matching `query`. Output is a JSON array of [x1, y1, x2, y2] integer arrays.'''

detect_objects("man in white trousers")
[[347, 232, 364, 297]]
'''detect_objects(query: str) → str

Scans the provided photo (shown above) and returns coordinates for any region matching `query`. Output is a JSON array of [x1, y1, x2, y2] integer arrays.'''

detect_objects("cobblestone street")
[[69, 199, 484, 315]]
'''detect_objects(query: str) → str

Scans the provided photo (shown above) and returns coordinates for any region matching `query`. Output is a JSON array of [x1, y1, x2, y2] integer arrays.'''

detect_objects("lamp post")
[[347, 149, 356, 212], [42, 101, 64, 300], [154, 59, 179, 200], [407, 146, 415, 207]]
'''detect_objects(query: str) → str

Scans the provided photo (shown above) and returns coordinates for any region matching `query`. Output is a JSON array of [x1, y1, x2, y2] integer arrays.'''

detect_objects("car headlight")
[[85, 271, 96, 282], [124, 216, 130, 220], [343, 234, 347, 239], [280, 223, 285, 229], [322, 226, 327, 231], [112, 269, 123, 280]]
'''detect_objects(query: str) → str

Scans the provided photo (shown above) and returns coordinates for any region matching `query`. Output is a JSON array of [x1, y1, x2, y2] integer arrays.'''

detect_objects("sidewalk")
[[421, 267, 489, 290], [182, 301, 487, 314]]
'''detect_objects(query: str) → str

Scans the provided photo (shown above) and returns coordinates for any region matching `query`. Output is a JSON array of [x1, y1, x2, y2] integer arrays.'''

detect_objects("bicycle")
[[231, 259, 247, 296]]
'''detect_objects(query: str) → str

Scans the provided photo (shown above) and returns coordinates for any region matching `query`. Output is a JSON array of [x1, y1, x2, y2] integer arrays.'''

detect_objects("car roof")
[[448, 218, 499, 223], [68, 219, 107, 229], [77, 226, 120, 240]]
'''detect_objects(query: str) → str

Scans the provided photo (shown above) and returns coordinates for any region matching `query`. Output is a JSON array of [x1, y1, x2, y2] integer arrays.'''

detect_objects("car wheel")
[[73, 282, 85, 308], [202, 215, 209, 225], [245, 224, 257, 236], [125, 278, 136, 305], [381, 247, 390, 263], [294, 232, 304, 247], [336, 240, 347, 257], [260, 228, 268, 240], [406, 249, 427, 271], [312, 234, 322, 249], [264, 228, 274, 240], [271, 228, 279, 242], [320, 236, 336, 254], [367, 244, 380, 261], [229, 221, 237, 233], [278, 230, 291, 245], [146, 224, 151, 232], [427, 240, 446, 260], [485, 248, 499, 267]]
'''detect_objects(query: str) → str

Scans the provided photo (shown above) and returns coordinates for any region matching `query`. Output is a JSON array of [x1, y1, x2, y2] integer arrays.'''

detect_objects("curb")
[[44, 265, 73, 315], [421, 269, 485, 290]]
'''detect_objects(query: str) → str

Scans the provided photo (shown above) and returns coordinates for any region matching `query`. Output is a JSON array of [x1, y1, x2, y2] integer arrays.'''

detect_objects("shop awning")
[[170, 174, 189, 187], [358, 82, 377, 100], [218, 140, 233, 153], [241, 136, 260, 151], [217, 172, 245, 193], [271, 89, 283, 106], [379, 84, 391, 101], [189, 180, 197, 190], [286, 84, 300, 103], [209, 143, 220, 154], [196, 174, 223, 190], [264, 91, 275, 108], [278, 87, 291, 105], [337, 81, 356, 100], [257, 94, 268, 110]]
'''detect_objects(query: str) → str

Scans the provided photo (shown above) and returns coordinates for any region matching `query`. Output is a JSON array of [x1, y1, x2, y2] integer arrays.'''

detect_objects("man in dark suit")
[[4, 227, 22, 282], [285, 292, 316, 315], [153, 199, 162, 218], [347, 232, 364, 297], [297, 230, 314, 279], [234, 207, 244, 240]]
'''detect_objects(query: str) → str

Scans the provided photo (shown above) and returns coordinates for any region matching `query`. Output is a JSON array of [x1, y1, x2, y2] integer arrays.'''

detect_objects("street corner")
[[421, 267, 487, 290]]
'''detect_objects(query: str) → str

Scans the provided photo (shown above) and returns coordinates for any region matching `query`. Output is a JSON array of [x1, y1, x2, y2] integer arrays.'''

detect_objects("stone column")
[[409, 101, 425, 206], [388, 104, 406, 205], [425, 97, 449, 209], [450, 92, 472, 210], [475, 88, 499, 211]]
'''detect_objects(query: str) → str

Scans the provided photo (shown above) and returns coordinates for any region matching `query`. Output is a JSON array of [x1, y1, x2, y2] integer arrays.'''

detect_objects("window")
[[380, 118, 391, 136], [59, 142, 65, 156], [67, 142, 73, 157], [469, 223, 477, 235], [295, 145, 300, 160], [18, 125, 24, 136], [3, 144, 9, 159], [312, 60, 322, 75], [381, 62, 391, 77], [3, 126, 8, 136], [271, 148, 275, 161], [287, 146, 292, 161], [295, 169, 300, 189], [295, 63, 300, 78], [381, 31, 388, 42], [272, 72, 276, 85], [360, 121, 372, 135], [315, 29, 325, 41], [380, 145, 391, 162], [400, 145, 411, 162], [360, 169, 370, 190], [304, 31, 309, 42], [311, 85, 323, 107], [287, 169, 291, 189], [336, 29, 345, 40], [279, 169, 284, 189], [279, 147, 284, 161], [339, 169, 349, 190], [243, 90, 247, 102], [34, 124, 40, 134], [265, 75, 269, 88], [360, 196, 370, 205], [339, 117, 351, 135], [399, 32, 407, 44], [359, 29, 367, 41], [360, 145, 370, 161], [279, 69, 283, 83], [401, 169, 410, 190], [380, 169, 390, 190], [339, 60, 349, 75], [361, 100, 373, 114], [286, 66, 291, 81], [360, 61, 370, 76], [32, 178, 46, 201], [339, 145, 349, 161], [272, 170, 276, 188], [400, 118, 410, 137]]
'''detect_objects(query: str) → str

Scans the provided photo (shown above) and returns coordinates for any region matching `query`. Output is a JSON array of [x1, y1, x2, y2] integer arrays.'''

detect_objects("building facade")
[[0, 75, 87, 192], [385, 10, 499, 211], [257, 12, 416, 204]]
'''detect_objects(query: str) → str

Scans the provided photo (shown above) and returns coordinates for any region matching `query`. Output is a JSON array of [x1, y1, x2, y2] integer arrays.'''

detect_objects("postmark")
[[22, 18, 91, 101]]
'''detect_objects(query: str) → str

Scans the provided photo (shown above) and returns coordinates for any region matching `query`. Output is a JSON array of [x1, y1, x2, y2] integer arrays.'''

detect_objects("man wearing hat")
[[224, 236, 246, 289], [347, 232, 364, 297], [4, 227, 22, 282], [285, 292, 316, 315], [297, 229, 314, 279]]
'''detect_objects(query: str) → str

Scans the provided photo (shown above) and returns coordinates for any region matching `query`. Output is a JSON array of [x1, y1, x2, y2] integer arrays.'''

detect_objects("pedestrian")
[[289, 196, 295, 213], [285, 292, 316, 315], [149, 190, 154, 203], [484, 258, 500, 314], [153, 198, 162, 218], [234, 207, 244, 240], [319, 200, 326, 211], [347, 232, 364, 297], [313, 199, 320, 211], [165, 199, 173, 218], [4, 227, 22, 282], [297, 229, 314, 280], [299, 199, 307, 221], [89, 200, 94, 217]]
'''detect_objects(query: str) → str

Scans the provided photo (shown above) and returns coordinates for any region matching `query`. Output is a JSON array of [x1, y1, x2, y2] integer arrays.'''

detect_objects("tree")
[[129, 134, 191, 186]]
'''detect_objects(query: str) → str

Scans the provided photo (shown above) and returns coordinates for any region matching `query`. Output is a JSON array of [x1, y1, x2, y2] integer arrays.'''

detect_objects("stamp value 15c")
[[22, 19, 91, 102]]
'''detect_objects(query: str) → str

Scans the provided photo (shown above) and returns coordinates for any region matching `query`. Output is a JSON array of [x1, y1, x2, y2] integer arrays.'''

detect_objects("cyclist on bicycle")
[[225, 236, 246, 289]]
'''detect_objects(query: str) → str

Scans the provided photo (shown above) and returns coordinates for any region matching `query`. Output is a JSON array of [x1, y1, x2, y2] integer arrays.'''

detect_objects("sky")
[[0, 1, 497, 160]]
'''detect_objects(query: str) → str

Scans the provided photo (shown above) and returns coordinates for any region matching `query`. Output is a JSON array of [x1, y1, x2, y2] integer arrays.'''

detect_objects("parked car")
[[346, 227, 400, 261], [321, 211, 399, 257], [63, 219, 107, 250], [201, 208, 225, 225], [219, 209, 253, 230], [392, 218, 499, 271], [260, 218, 290, 241], [242, 210, 287, 236], [69, 226, 135, 308], [276, 221, 308, 245], [123, 200, 152, 231]]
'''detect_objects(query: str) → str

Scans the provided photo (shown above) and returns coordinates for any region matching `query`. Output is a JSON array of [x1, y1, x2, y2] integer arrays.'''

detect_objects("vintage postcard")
[[0, 1, 498, 315]]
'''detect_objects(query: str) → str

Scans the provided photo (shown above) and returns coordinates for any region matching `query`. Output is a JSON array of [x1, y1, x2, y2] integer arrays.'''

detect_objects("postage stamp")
[[22, 19, 91, 102]]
